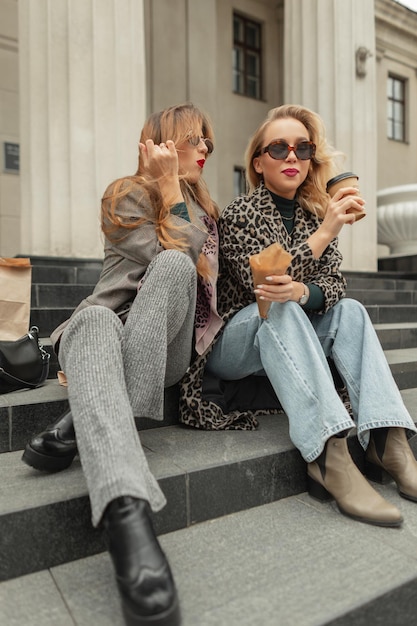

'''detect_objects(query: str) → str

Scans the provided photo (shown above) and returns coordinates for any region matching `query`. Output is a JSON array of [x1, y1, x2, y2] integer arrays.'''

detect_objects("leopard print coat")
[[179, 182, 347, 430]]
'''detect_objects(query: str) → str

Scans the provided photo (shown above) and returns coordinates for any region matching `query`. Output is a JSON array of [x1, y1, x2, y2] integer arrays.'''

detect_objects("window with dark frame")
[[387, 75, 407, 142], [233, 13, 262, 99], [233, 166, 247, 198]]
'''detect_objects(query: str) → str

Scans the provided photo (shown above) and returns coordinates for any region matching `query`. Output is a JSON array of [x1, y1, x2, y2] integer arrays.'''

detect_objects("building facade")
[[0, 0, 416, 270]]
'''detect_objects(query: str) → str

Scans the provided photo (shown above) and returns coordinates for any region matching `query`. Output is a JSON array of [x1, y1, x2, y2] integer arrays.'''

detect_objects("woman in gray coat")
[[23, 103, 221, 626]]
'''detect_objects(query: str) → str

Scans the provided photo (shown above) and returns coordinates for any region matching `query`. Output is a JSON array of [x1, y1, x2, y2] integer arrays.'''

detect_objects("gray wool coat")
[[50, 180, 208, 354]]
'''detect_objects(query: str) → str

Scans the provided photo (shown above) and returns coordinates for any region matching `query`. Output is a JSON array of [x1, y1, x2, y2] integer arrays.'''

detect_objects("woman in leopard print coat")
[[180, 104, 417, 528]]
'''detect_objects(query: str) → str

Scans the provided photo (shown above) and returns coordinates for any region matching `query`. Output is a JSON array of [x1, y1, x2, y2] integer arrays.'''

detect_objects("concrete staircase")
[[1, 257, 417, 625]]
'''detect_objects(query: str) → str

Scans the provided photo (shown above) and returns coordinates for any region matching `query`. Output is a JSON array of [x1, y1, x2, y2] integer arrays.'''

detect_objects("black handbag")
[[0, 326, 50, 394]]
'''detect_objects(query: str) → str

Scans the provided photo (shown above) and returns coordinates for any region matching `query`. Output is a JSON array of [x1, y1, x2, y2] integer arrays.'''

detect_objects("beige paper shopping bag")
[[0, 257, 32, 340]]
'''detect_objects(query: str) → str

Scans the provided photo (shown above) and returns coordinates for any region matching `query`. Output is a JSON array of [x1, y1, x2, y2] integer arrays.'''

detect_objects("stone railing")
[[377, 184, 417, 255]]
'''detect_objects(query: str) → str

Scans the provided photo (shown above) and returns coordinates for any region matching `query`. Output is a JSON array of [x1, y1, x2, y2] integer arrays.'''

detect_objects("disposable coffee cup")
[[326, 172, 365, 222]]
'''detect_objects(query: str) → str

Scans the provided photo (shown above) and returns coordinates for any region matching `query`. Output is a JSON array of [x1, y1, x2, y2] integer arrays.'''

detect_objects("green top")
[[171, 202, 190, 222]]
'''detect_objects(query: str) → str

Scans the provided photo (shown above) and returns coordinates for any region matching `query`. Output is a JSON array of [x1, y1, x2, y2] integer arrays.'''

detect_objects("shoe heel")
[[364, 460, 392, 485], [307, 474, 333, 502]]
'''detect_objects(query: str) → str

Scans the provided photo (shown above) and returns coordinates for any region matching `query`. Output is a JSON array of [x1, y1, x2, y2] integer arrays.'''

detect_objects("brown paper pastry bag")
[[249, 243, 293, 319], [0, 257, 32, 340]]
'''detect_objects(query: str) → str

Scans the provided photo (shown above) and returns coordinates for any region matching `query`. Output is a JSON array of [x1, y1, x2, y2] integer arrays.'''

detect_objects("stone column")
[[18, 0, 146, 258], [187, 0, 219, 201], [146, 0, 219, 201], [284, 0, 377, 271]]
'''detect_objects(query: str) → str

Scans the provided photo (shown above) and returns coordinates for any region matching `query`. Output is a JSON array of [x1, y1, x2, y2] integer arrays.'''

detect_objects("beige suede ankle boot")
[[307, 436, 402, 527], [365, 427, 417, 502]]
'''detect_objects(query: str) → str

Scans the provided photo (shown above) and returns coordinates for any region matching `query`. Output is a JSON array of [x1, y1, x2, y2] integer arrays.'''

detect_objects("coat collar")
[[251, 180, 300, 214], [249, 181, 297, 243], [244, 181, 322, 247]]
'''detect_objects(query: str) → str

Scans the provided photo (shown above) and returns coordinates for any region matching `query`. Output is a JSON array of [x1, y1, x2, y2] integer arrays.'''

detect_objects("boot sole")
[[336, 504, 403, 528], [21, 444, 77, 472], [307, 473, 403, 528], [122, 594, 181, 626], [398, 490, 417, 503]]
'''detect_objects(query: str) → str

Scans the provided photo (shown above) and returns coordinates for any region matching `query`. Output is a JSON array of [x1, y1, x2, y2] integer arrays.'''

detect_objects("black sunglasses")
[[255, 140, 316, 161]]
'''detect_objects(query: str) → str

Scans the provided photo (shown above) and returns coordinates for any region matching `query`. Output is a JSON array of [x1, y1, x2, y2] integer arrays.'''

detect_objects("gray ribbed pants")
[[59, 250, 197, 526]]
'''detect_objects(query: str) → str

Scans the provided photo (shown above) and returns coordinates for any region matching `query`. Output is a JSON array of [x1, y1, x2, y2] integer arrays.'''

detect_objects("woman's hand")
[[322, 186, 365, 235], [139, 139, 183, 205], [139, 139, 179, 180], [254, 274, 305, 303], [307, 186, 366, 259]]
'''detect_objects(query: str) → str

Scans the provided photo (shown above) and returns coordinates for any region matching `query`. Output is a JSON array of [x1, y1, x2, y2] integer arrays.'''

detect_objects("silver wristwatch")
[[298, 283, 309, 306]]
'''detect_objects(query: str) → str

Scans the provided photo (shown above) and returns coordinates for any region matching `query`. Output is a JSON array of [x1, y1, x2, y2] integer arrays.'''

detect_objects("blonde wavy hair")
[[102, 103, 218, 279], [245, 104, 343, 218]]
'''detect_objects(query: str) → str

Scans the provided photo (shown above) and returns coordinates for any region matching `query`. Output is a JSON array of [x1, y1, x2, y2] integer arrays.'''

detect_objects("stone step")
[[347, 289, 416, 305], [345, 274, 417, 291], [30, 278, 416, 301], [1, 344, 417, 455], [1, 341, 417, 454], [27, 256, 102, 286], [385, 348, 417, 389], [31, 286, 416, 311], [31, 284, 94, 308], [39, 319, 417, 366], [0, 379, 180, 454], [29, 302, 417, 339], [23, 261, 417, 336], [29, 307, 74, 337], [2, 484, 417, 626], [378, 253, 417, 274], [1, 385, 417, 583], [0, 380, 69, 454], [25, 255, 103, 268], [365, 304, 417, 324], [374, 322, 417, 350], [0, 413, 303, 581], [28, 285, 417, 322], [31, 265, 101, 286]]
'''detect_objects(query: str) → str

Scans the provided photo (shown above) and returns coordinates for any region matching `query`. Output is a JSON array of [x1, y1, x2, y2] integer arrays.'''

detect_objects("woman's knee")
[[142, 250, 197, 297], [65, 305, 122, 337], [60, 306, 122, 366], [150, 249, 195, 278], [333, 297, 368, 320], [267, 300, 306, 326]]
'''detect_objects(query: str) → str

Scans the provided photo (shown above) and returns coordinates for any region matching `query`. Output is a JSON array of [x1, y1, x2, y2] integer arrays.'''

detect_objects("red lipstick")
[[197, 159, 205, 168]]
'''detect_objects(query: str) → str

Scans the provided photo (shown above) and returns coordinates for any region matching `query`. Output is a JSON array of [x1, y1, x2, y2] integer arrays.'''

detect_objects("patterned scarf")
[[194, 214, 223, 354]]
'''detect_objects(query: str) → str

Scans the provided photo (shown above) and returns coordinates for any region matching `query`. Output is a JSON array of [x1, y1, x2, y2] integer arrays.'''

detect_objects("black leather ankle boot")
[[102, 497, 180, 626], [22, 409, 77, 472]]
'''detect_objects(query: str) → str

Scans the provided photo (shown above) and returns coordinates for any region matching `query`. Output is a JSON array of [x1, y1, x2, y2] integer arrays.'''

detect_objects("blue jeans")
[[206, 298, 416, 462]]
